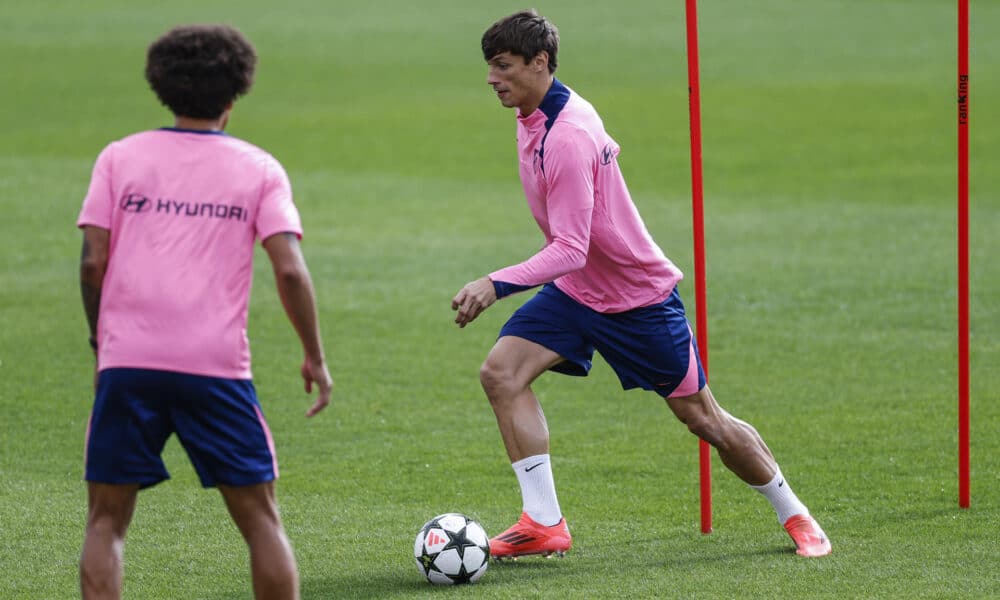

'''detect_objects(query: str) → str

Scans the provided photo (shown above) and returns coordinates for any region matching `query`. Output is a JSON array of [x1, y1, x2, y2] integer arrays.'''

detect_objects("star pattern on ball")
[[440, 524, 478, 555]]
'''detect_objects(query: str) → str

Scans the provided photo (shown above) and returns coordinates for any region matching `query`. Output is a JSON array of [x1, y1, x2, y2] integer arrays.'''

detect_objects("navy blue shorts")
[[85, 368, 278, 489], [499, 284, 706, 398]]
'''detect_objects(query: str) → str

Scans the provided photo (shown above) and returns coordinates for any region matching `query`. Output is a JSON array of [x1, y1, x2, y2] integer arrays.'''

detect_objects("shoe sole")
[[491, 549, 569, 561], [795, 544, 832, 558]]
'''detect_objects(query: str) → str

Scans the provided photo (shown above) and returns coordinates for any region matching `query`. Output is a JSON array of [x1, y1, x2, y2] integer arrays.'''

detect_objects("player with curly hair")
[[77, 25, 332, 600]]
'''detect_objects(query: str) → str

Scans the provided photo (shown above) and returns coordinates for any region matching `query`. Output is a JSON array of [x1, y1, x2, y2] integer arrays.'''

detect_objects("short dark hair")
[[145, 24, 257, 119], [482, 9, 559, 74]]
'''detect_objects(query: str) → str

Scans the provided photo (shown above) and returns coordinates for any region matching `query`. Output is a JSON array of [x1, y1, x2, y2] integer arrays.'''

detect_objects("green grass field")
[[2, 1, 998, 598]]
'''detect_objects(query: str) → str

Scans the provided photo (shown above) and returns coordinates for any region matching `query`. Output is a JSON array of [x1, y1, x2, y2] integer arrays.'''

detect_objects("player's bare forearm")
[[263, 233, 333, 416], [278, 275, 333, 416], [80, 281, 101, 337], [452, 276, 497, 328], [79, 227, 110, 338], [279, 276, 324, 361], [266, 235, 325, 362]]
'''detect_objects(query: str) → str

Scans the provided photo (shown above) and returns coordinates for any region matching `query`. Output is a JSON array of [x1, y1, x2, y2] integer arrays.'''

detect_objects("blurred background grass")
[[1, 1, 997, 598]]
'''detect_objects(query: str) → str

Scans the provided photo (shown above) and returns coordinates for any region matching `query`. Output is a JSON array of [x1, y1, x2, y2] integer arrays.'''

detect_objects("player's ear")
[[532, 51, 549, 73]]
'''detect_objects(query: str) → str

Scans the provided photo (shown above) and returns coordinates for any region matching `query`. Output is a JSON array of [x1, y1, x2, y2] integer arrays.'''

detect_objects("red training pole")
[[957, 0, 970, 509], [684, 0, 712, 534]]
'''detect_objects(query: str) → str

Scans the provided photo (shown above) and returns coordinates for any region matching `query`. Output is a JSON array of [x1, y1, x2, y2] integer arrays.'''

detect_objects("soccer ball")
[[413, 513, 490, 585]]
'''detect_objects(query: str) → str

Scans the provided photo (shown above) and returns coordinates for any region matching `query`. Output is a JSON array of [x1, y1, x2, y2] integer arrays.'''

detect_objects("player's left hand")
[[301, 357, 333, 417], [452, 276, 497, 328]]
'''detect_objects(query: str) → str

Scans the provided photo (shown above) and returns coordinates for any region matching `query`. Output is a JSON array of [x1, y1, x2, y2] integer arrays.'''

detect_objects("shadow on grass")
[[300, 574, 429, 599], [874, 505, 962, 525], [204, 574, 428, 600], [654, 544, 793, 569], [298, 567, 562, 598], [206, 564, 556, 600], [204, 544, 800, 599]]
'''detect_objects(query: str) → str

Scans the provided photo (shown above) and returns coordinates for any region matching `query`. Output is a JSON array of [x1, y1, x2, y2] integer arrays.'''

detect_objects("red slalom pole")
[[684, 0, 712, 534], [957, 0, 970, 509]]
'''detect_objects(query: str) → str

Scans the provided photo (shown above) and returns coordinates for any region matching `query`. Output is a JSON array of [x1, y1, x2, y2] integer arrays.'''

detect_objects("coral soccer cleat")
[[783, 514, 832, 557], [490, 512, 572, 560]]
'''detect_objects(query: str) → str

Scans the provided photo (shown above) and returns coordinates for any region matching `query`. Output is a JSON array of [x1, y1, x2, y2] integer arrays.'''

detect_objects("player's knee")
[[86, 504, 133, 540], [689, 414, 754, 455], [84, 511, 129, 545], [479, 359, 517, 403]]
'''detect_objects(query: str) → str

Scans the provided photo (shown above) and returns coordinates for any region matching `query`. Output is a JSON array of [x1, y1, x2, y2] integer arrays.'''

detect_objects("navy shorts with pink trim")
[[499, 284, 706, 398], [85, 368, 278, 489]]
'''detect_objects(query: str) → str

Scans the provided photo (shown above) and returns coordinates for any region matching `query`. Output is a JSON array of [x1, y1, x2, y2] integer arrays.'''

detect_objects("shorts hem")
[[84, 474, 169, 490], [201, 472, 277, 489]]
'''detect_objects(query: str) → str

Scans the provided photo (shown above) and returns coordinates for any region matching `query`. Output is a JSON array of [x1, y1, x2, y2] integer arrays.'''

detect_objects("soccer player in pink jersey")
[[77, 25, 332, 600], [452, 10, 830, 560]]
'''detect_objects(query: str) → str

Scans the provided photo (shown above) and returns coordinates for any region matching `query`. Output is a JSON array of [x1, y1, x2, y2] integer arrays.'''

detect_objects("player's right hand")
[[301, 358, 333, 417], [452, 276, 498, 328]]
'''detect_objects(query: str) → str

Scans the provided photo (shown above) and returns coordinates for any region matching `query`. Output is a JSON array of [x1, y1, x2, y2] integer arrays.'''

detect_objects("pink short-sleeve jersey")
[[489, 80, 683, 313], [77, 129, 302, 379]]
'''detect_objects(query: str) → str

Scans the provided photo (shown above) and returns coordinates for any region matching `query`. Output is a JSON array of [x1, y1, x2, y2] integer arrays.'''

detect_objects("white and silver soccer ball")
[[413, 513, 490, 585]]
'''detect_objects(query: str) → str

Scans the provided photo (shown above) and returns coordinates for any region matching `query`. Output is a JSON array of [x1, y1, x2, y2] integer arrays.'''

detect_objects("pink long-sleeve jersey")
[[489, 79, 683, 313]]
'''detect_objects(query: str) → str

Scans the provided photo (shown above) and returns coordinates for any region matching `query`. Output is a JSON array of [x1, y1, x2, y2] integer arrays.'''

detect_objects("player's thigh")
[[85, 482, 141, 535], [664, 385, 722, 427], [483, 335, 568, 390], [493, 284, 594, 381], [217, 481, 282, 536]]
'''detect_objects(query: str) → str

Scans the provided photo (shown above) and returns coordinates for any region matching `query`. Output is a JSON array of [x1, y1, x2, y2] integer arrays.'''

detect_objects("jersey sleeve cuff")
[[493, 280, 538, 299]]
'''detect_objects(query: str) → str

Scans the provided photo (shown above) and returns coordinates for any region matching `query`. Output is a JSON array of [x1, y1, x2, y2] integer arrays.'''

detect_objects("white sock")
[[512, 454, 563, 526], [750, 468, 809, 525]]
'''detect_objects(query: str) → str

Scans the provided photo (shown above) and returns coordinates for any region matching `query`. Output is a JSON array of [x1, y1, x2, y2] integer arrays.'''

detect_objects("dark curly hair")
[[482, 9, 559, 74], [145, 24, 257, 119]]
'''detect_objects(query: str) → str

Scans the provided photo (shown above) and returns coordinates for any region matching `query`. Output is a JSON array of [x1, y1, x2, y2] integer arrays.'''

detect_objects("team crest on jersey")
[[120, 193, 152, 213], [532, 147, 542, 173], [600, 143, 616, 166]]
